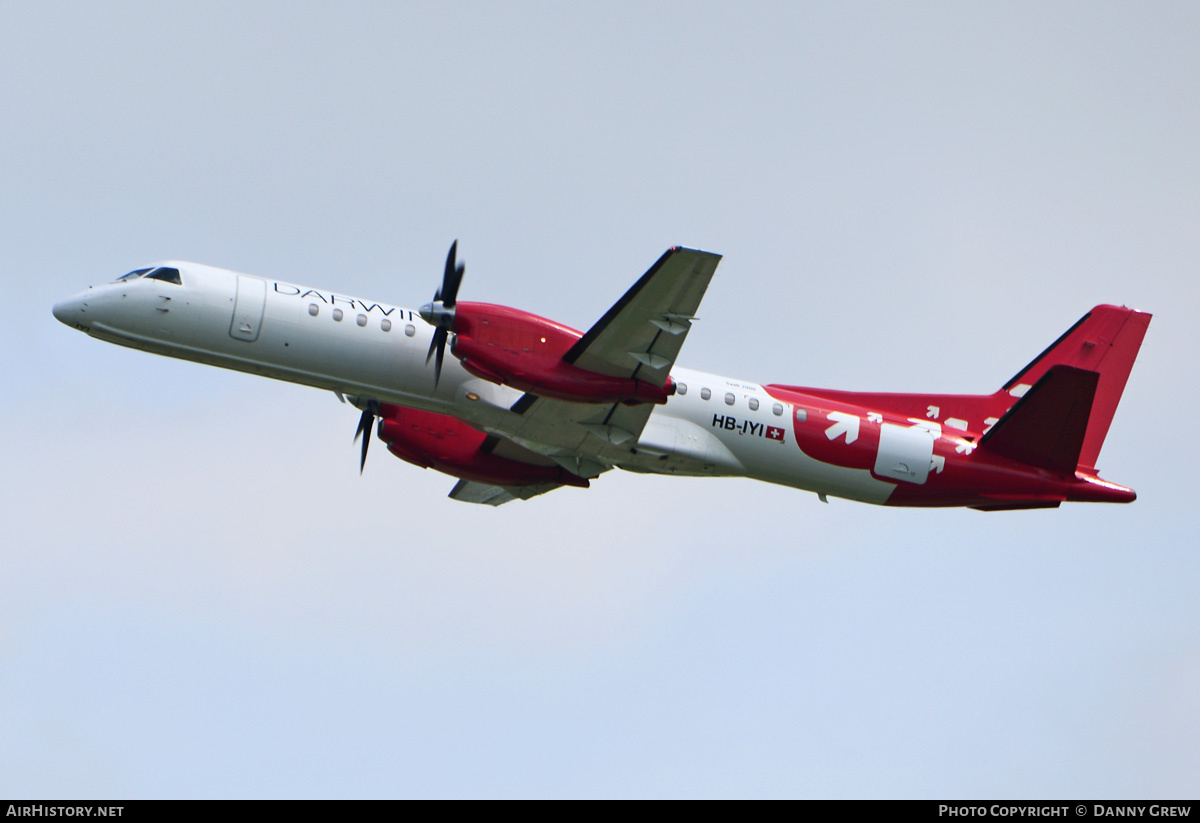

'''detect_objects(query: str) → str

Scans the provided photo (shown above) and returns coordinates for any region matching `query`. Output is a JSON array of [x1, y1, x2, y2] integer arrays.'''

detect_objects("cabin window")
[[381, 318, 392, 332], [724, 392, 735, 405], [308, 304, 319, 317], [700, 388, 711, 401], [356, 314, 367, 327], [795, 408, 807, 422], [404, 324, 416, 337], [749, 397, 759, 411], [332, 308, 344, 322], [772, 403, 784, 416], [145, 267, 182, 285], [676, 383, 687, 396]]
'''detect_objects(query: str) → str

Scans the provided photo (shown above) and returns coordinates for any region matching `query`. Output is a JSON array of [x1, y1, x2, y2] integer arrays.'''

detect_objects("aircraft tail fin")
[[979, 365, 1098, 473], [997, 305, 1151, 472], [765, 305, 1149, 476]]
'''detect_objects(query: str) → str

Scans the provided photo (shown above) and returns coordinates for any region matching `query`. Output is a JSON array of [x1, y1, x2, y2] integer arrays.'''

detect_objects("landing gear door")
[[874, 423, 934, 485], [230, 276, 266, 342]]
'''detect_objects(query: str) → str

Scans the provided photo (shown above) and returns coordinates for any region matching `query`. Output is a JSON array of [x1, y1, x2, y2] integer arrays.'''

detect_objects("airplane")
[[52, 243, 1150, 509]]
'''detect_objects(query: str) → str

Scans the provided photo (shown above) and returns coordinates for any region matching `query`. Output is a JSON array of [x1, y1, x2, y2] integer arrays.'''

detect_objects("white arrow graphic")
[[930, 454, 946, 474], [825, 411, 860, 444], [867, 412, 883, 424]]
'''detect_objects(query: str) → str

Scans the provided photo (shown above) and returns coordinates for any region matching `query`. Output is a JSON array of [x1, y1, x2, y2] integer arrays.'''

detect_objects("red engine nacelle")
[[376, 403, 589, 489], [449, 302, 673, 405]]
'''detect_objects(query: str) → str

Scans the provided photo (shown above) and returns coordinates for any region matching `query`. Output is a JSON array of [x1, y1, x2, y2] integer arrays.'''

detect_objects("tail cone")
[[1068, 473, 1137, 504]]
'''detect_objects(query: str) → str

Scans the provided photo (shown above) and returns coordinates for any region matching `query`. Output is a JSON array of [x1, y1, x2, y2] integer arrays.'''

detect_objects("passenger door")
[[229, 276, 266, 342]]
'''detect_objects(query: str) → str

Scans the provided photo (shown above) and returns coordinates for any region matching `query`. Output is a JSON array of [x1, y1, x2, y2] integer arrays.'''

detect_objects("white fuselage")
[[53, 262, 895, 503]]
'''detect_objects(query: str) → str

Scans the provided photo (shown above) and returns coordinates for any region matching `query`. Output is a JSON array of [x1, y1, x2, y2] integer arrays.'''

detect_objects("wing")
[[505, 391, 656, 473], [443, 432, 602, 505], [496, 247, 722, 473], [562, 247, 721, 386], [448, 479, 566, 506]]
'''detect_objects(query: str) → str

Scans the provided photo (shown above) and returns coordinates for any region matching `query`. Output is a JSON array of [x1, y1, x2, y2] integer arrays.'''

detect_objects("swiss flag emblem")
[[766, 426, 785, 442]]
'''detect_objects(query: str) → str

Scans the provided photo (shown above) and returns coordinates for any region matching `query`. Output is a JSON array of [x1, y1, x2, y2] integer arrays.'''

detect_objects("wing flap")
[[447, 478, 566, 506], [506, 391, 655, 473]]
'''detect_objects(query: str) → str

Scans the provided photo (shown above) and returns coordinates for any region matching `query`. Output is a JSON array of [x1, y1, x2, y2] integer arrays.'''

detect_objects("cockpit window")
[[116, 268, 151, 281], [145, 267, 182, 285]]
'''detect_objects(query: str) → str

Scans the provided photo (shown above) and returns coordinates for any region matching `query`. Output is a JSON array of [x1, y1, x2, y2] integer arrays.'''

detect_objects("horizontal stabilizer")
[[979, 365, 1098, 474], [971, 500, 1063, 512]]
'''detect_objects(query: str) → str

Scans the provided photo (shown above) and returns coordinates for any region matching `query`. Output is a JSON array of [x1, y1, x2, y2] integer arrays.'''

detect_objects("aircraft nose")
[[52, 291, 89, 326]]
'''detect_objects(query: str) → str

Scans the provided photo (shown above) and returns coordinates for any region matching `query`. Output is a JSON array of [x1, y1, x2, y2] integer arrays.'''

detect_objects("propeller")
[[353, 402, 379, 474], [419, 240, 465, 389]]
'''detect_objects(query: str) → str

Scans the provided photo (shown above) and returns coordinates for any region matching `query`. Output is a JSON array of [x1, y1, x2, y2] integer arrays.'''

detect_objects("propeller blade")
[[425, 326, 445, 366], [354, 408, 374, 474], [419, 241, 464, 389], [434, 331, 446, 387], [443, 240, 457, 285], [441, 240, 464, 308], [425, 326, 448, 388], [442, 240, 457, 296]]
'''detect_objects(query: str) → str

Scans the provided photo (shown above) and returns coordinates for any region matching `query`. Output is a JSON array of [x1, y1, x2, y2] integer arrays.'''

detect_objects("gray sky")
[[3, 0, 1198, 798]]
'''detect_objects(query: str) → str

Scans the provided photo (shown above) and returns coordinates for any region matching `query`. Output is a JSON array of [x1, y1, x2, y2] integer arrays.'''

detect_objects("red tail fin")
[[764, 305, 1150, 475], [1000, 305, 1151, 471], [979, 365, 1098, 473]]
